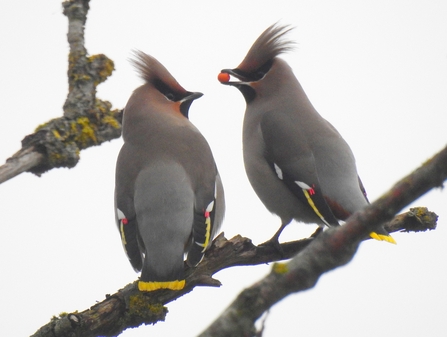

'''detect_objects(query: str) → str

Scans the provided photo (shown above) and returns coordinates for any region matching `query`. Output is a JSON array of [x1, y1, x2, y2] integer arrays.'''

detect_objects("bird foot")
[[259, 236, 285, 257], [259, 223, 288, 257]]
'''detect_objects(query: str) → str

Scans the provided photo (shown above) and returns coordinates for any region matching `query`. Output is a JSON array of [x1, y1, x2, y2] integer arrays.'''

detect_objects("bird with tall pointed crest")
[[115, 50, 225, 291], [218, 23, 395, 249]]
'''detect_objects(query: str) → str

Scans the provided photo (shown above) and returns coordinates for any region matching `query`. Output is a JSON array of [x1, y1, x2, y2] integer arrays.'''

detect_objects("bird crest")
[[130, 50, 187, 96], [237, 23, 296, 73]]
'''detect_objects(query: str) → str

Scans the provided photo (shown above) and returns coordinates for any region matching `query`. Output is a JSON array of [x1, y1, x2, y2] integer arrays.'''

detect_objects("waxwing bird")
[[115, 51, 225, 292], [218, 23, 395, 247]]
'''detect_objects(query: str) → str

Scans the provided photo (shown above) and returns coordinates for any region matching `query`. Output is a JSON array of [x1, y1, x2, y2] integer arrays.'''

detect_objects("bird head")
[[131, 50, 203, 118], [218, 23, 295, 103]]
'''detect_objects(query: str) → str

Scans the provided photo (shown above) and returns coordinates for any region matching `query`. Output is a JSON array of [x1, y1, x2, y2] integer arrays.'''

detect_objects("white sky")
[[1, 1, 447, 336]]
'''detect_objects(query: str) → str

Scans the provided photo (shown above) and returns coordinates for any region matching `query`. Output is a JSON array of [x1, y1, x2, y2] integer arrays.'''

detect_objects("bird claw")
[[259, 236, 285, 257], [259, 223, 288, 257]]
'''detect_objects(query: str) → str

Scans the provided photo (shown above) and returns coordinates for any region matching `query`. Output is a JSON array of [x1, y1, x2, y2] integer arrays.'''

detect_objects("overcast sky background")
[[1, 1, 447, 336]]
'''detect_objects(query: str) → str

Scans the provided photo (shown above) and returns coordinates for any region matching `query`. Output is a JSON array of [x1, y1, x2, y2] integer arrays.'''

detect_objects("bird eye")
[[154, 79, 180, 101], [255, 71, 266, 79], [252, 60, 273, 81], [165, 93, 175, 101]]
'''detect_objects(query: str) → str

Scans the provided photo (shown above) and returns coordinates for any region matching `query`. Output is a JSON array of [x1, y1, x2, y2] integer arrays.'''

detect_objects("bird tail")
[[138, 280, 185, 292], [369, 231, 396, 244]]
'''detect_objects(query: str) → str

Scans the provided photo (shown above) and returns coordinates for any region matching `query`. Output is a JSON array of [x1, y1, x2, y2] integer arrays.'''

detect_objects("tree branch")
[[31, 202, 438, 337], [198, 144, 447, 337], [0, 0, 121, 184], [30, 140, 445, 337], [6, 2, 445, 336]]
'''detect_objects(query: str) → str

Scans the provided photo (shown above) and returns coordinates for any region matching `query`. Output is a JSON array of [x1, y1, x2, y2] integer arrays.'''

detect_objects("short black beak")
[[184, 91, 203, 101], [220, 69, 252, 84], [180, 91, 203, 118]]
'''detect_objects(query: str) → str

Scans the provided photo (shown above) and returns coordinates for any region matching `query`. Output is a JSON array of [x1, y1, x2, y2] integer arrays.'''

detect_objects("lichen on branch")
[[31, 205, 438, 337], [0, 0, 122, 183], [22, 104, 122, 174]]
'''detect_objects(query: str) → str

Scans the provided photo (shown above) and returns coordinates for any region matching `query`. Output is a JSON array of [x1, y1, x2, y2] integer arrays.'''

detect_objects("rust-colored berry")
[[217, 72, 230, 83]]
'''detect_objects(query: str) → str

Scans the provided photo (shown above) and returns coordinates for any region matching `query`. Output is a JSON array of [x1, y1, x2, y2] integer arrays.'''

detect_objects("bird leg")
[[259, 223, 287, 256]]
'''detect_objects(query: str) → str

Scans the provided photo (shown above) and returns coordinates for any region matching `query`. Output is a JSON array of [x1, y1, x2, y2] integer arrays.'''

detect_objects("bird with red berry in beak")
[[218, 23, 395, 249]]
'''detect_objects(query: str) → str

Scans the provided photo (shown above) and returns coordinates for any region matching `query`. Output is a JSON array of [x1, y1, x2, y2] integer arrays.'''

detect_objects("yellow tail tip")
[[369, 232, 397, 244], [138, 279, 185, 292]]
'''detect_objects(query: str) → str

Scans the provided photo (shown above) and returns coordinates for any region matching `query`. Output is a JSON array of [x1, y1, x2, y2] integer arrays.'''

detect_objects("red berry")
[[217, 72, 230, 83]]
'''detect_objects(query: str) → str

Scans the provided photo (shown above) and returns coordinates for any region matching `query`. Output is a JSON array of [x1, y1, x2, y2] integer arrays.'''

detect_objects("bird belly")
[[134, 162, 194, 283]]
